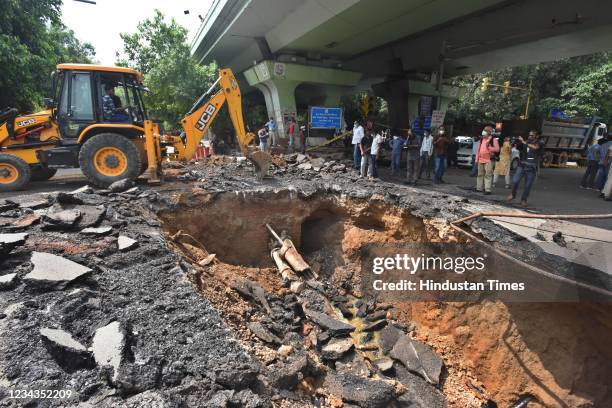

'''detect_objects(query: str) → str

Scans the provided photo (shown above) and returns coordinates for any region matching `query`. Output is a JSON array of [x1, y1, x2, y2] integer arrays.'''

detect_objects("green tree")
[[117, 10, 217, 130], [0, 0, 94, 111], [448, 52, 612, 126]]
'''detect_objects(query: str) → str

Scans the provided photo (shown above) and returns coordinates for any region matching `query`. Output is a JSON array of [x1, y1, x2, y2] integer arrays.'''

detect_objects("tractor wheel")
[[0, 154, 31, 192], [79, 133, 142, 188], [30, 166, 57, 181]]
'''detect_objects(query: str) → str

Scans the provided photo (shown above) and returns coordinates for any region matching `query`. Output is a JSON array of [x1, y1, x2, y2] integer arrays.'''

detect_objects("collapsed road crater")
[[158, 190, 430, 273]]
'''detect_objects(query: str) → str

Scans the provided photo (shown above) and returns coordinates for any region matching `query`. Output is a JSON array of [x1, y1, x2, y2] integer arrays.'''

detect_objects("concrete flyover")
[[191, 0, 612, 131]]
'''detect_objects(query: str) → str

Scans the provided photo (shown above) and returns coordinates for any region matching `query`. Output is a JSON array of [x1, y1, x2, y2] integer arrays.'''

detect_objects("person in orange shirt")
[[475, 125, 500, 194]]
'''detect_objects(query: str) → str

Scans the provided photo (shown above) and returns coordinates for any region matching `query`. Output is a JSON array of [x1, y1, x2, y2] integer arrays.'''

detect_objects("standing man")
[[405, 129, 421, 185], [352, 120, 365, 170], [370, 131, 384, 178], [419, 129, 433, 179], [287, 118, 297, 152], [507, 130, 543, 207], [580, 139, 602, 189], [390, 129, 404, 176], [595, 134, 612, 191], [258, 125, 269, 152], [266, 117, 278, 147], [470, 134, 481, 177], [601, 141, 612, 200], [432, 126, 449, 184], [475, 126, 500, 195], [359, 130, 374, 178], [447, 137, 459, 168]]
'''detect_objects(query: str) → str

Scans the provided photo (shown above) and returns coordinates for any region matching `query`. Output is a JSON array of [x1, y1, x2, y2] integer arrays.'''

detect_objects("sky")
[[61, 0, 214, 65]]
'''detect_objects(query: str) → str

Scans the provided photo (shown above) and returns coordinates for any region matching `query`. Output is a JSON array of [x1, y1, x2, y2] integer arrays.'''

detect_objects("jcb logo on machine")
[[196, 104, 216, 130], [17, 118, 36, 127]]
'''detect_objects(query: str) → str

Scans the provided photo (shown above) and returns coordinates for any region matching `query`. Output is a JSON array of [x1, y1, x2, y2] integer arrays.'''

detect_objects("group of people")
[[581, 134, 612, 201], [257, 117, 306, 153], [349, 120, 548, 207], [350, 120, 451, 183]]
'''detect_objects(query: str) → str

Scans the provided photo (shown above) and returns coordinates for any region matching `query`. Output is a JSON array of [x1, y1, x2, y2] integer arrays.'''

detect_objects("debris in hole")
[[552, 231, 567, 247]]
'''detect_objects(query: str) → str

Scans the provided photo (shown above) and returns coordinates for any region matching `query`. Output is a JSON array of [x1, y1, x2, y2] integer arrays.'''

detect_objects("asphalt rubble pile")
[[0, 152, 585, 407]]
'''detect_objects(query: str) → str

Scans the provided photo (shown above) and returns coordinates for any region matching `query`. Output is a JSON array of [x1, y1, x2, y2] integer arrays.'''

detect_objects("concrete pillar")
[[253, 80, 299, 136], [373, 78, 464, 131], [323, 85, 348, 107], [372, 79, 411, 130], [244, 60, 361, 140]]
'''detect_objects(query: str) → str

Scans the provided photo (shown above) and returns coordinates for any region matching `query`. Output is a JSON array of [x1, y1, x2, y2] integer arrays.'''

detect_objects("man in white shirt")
[[419, 130, 433, 179], [470, 135, 481, 177], [370, 132, 384, 178], [352, 120, 364, 170]]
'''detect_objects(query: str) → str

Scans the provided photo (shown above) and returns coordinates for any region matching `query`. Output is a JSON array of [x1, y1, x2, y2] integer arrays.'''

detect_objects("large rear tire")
[[0, 153, 31, 192], [79, 133, 142, 188], [30, 166, 57, 181]]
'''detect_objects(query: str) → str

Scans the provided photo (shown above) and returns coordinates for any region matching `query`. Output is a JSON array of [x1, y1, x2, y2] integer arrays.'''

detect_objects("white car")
[[455, 136, 520, 170]]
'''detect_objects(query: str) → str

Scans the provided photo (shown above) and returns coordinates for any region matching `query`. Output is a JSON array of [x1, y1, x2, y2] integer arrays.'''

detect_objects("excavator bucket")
[[247, 150, 272, 179]]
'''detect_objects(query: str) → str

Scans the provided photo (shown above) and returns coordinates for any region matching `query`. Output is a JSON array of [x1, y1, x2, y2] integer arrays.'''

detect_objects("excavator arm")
[[164, 68, 271, 178]]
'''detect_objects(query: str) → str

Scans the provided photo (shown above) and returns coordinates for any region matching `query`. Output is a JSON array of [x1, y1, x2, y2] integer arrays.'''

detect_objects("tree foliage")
[[0, 0, 95, 112], [116, 10, 217, 130], [448, 52, 612, 126]]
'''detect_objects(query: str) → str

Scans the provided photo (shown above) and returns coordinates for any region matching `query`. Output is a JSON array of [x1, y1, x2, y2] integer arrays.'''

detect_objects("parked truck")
[[500, 117, 607, 167]]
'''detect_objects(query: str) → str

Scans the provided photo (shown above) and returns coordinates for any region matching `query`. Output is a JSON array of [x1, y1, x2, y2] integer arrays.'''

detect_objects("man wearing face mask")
[[475, 126, 500, 195], [432, 126, 449, 184], [507, 130, 544, 206]]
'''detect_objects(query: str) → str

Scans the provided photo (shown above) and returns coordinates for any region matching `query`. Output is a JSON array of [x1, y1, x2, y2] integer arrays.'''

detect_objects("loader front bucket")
[[247, 150, 272, 179]]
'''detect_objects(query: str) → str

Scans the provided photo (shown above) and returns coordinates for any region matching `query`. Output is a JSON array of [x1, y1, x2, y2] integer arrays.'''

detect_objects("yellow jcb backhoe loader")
[[0, 64, 271, 192]]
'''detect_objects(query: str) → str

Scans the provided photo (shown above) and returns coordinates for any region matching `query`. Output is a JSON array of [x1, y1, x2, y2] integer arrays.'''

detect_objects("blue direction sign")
[[310, 106, 343, 129], [412, 116, 432, 137]]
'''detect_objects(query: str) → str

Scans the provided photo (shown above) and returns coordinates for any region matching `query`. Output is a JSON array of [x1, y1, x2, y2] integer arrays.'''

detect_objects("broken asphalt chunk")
[[362, 319, 387, 332], [323, 371, 398, 408], [379, 324, 403, 354], [390, 335, 443, 386], [0, 232, 28, 246], [0, 199, 18, 212], [247, 321, 282, 345], [231, 279, 272, 314], [24, 252, 92, 289], [321, 337, 354, 360], [81, 226, 113, 236], [118, 236, 138, 251], [92, 321, 126, 382], [268, 353, 309, 390], [302, 307, 355, 337], [42, 208, 81, 229], [40, 327, 94, 371], [109, 178, 135, 193], [0, 273, 18, 290]]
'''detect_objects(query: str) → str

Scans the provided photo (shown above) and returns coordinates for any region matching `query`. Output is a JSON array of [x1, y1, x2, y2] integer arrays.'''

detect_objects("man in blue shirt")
[[102, 85, 129, 122], [390, 130, 404, 176], [581, 139, 602, 189], [266, 117, 277, 147]]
